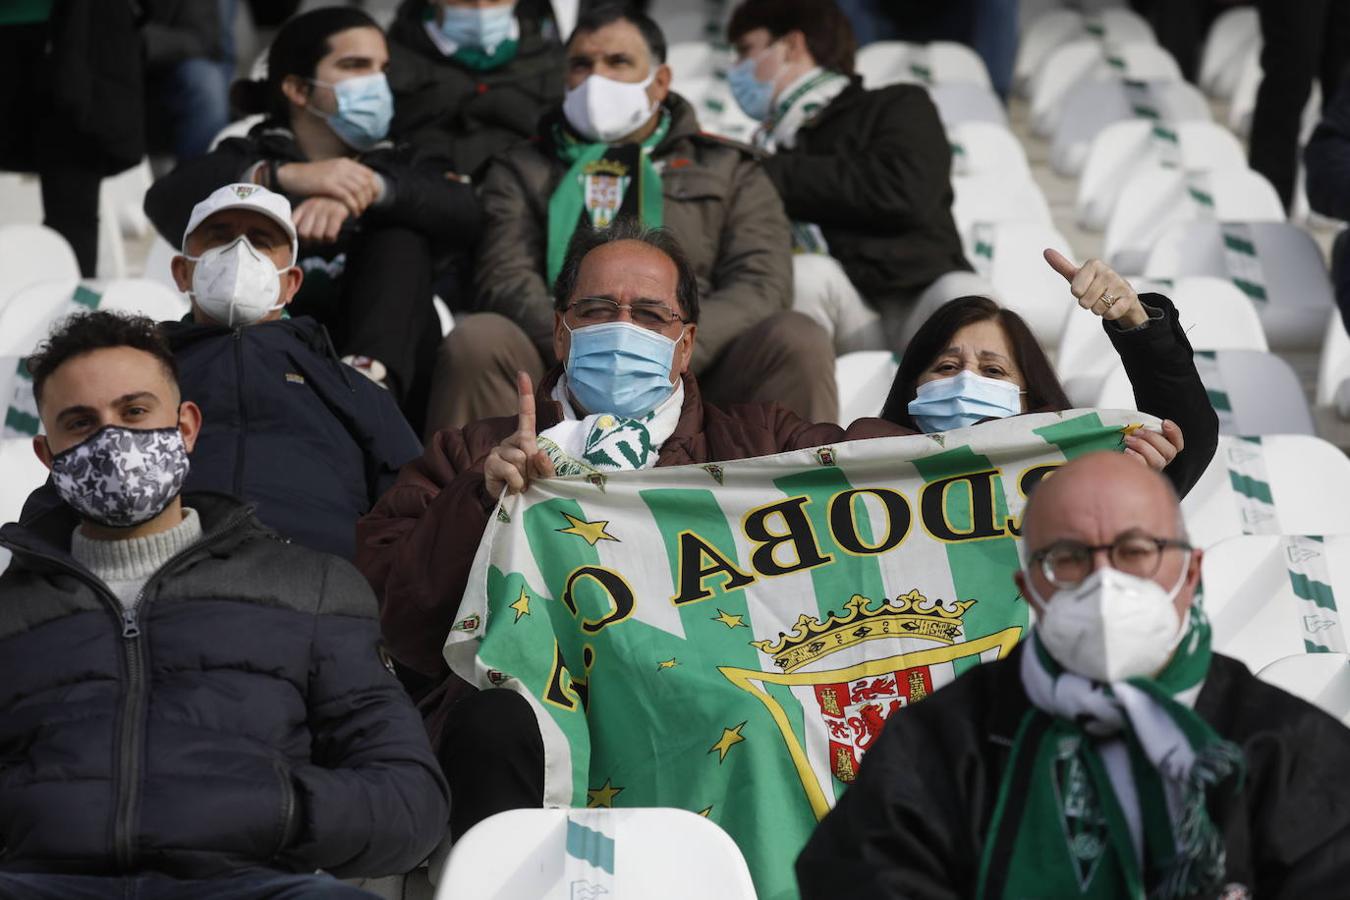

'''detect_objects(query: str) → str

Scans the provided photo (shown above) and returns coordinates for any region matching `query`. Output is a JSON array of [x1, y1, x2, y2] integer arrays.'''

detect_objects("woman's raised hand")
[[1043, 249, 1149, 329]]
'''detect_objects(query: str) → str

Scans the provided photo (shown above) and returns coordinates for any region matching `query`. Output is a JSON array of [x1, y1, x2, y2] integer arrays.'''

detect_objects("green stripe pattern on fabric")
[[1222, 437, 1280, 534], [1283, 535, 1345, 653], [3, 285, 103, 438], [1193, 351, 1235, 434], [1220, 222, 1268, 303]]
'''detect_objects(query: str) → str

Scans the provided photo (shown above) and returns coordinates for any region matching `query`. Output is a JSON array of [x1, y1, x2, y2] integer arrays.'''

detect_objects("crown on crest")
[[752, 591, 973, 673]]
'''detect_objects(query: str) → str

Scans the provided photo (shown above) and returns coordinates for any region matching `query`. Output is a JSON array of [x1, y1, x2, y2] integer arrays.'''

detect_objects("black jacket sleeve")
[[144, 137, 266, 244], [1304, 72, 1350, 221], [361, 148, 483, 249], [761, 85, 954, 231], [1104, 292, 1218, 499]]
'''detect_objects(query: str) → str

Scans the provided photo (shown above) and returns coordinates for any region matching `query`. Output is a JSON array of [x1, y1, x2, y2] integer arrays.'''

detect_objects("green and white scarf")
[[422, 9, 520, 71], [545, 112, 670, 287], [978, 613, 1244, 899], [536, 376, 683, 476]]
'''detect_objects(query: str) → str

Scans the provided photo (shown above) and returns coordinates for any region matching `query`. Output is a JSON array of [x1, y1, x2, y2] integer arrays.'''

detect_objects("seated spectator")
[[0, 311, 447, 899], [797, 452, 1350, 898], [142, 0, 230, 161], [727, 0, 975, 353], [1302, 69, 1350, 336], [879, 251, 1218, 498], [144, 7, 480, 432], [165, 183, 422, 560], [387, 0, 565, 179], [358, 222, 897, 840], [430, 4, 837, 432]]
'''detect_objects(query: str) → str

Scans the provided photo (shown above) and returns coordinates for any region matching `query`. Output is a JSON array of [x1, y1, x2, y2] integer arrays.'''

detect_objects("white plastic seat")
[[1202, 535, 1350, 673], [1198, 6, 1260, 101], [951, 173, 1054, 242], [95, 278, 190, 322], [1258, 653, 1350, 724], [1057, 276, 1268, 405], [1181, 435, 1350, 549], [1075, 120, 1246, 231], [1103, 168, 1285, 276], [927, 82, 1009, 128], [1030, 40, 1181, 138], [667, 41, 729, 83], [100, 158, 154, 240], [1143, 221, 1334, 350], [856, 41, 993, 90], [1051, 79, 1211, 178], [140, 235, 182, 293], [0, 173, 45, 225], [1316, 315, 1350, 415], [836, 350, 899, 424], [0, 225, 80, 313], [437, 808, 757, 900], [0, 437, 49, 526], [1093, 349, 1313, 436], [671, 76, 758, 143], [1015, 7, 1155, 98], [0, 279, 82, 356], [946, 122, 1031, 178]]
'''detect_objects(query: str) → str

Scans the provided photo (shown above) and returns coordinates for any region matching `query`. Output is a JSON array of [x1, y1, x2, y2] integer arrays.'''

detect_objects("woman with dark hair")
[[144, 6, 480, 431], [880, 251, 1219, 497]]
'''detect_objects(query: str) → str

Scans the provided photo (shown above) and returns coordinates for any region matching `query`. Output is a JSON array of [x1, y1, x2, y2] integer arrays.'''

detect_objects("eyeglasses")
[[1029, 536, 1192, 589], [566, 297, 687, 331]]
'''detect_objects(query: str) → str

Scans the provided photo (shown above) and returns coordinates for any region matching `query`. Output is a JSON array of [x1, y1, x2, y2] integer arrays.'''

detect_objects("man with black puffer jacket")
[[0, 310, 447, 899]]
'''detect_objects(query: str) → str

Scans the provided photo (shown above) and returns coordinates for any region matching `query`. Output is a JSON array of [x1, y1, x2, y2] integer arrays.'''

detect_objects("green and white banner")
[[446, 410, 1157, 900]]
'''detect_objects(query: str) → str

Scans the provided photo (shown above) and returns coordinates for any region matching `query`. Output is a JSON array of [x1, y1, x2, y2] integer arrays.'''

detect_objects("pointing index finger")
[[516, 370, 536, 438], [1043, 248, 1079, 284]]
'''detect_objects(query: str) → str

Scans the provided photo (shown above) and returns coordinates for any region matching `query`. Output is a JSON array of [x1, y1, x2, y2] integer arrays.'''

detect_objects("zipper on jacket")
[[233, 329, 247, 496], [112, 586, 148, 869]]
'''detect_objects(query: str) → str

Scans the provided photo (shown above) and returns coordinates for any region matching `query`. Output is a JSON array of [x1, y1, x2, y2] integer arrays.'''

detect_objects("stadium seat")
[[1093, 349, 1314, 437], [0, 173, 45, 225], [947, 122, 1031, 178], [0, 437, 48, 526], [1181, 435, 1350, 549], [1030, 40, 1181, 138], [1201, 535, 1350, 674], [1057, 276, 1268, 405], [96, 279, 191, 323], [836, 350, 899, 423], [437, 808, 757, 900], [669, 75, 758, 143], [100, 158, 155, 240], [1075, 120, 1246, 231], [1103, 168, 1285, 276], [951, 173, 1054, 241], [1014, 7, 1155, 98], [1143, 221, 1334, 350], [1051, 79, 1211, 178], [649, 0, 721, 44], [1198, 6, 1260, 101], [141, 236, 181, 293], [1316, 314, 1350, 418], [928, 82, 1009, 128], [0, 225, 80, 312], [1258, 653, 1350, 724], [856, 41, 993, 90], [667, 41, 730, 83], [0, 280, 82, 356]]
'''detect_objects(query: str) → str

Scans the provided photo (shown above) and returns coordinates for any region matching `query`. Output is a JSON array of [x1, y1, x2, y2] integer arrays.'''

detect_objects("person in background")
[[432, 4, 836, 432], [880, 251, 1216, 498], [797, 452, 1350, 898], [726, 0, 974, 354], [1301, 70, 1350, 337], [0, 310, 447, 899], [144, 6, 479, 432], [142, 0, 231, 162], [387, 0, 567, 179]]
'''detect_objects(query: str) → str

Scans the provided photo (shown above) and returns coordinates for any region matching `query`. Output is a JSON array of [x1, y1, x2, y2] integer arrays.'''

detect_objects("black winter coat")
[[167, 316, 423, 560], [761, 81, 971, 305], [386, 0, 565, 178], [0, 493, 449, 878], [797, 644, 1350, 898]]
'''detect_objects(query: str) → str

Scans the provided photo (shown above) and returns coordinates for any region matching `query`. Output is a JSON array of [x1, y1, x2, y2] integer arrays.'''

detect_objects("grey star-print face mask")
[[50, 425, 191, 528]]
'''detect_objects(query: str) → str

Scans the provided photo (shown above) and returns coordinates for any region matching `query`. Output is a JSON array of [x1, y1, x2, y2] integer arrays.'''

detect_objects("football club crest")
[[582, 159, 632, 229]]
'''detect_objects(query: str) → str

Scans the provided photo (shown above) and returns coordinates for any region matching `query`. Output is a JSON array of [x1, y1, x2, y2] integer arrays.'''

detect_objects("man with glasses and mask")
[[797, 452, 1350, 899], [0, 311, 447, 899], [358, 221, 896, 840], [425, 4, 838, 434]]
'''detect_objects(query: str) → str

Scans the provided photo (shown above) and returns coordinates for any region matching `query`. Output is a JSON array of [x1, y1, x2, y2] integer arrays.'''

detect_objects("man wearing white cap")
[[162, 183, 422, 560]]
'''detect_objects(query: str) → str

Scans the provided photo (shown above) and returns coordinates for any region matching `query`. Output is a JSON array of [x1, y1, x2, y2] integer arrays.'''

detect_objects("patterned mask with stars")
[[50, 424, 191, 528]]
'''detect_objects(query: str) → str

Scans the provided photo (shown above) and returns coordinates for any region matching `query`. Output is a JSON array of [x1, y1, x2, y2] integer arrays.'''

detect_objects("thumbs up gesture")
[[484, 371, 557, 497], [1043, 250, 1148, 329]]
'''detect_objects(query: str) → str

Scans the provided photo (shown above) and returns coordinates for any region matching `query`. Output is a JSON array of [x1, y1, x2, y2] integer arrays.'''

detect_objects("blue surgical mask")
[[438, 3, 516, 53], [311, 73, 393, 151], [565, 321, 680, 419], [727, 55, 777, 122], [907, 369, 1023, 433]]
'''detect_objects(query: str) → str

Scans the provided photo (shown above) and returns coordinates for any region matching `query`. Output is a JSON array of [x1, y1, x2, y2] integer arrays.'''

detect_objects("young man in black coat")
[[726, 0, 975, 353], [0, 310, 447, 899]]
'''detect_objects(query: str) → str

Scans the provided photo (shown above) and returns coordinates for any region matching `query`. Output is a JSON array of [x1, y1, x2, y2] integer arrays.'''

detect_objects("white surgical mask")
[[1031, 564, 1189, 683], [186, 237, 288, 327], [563, 70, 658, 144]]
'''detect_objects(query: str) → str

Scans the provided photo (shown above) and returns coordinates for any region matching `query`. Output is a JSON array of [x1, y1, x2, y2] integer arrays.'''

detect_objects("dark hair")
[[28, 311, 179, 406], [727, 0, 856, 77], [551, 219, 700, 324], [879, 296, 1070, 429], [568, 4, 667, 64], [231, 7, 383, 122]]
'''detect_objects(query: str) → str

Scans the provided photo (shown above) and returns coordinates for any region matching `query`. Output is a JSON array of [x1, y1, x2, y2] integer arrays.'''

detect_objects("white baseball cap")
[[182, 183, 298, 263]]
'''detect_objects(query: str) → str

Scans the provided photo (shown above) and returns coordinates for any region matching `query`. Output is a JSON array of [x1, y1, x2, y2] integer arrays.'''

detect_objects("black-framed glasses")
[[1030, 536, 1192, 589], [566, 297, 687, 331]]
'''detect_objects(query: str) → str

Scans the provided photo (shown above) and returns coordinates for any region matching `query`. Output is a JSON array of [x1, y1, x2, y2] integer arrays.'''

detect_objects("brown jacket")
[[473, 93, 793, 370], [356, 370, 904, 734]]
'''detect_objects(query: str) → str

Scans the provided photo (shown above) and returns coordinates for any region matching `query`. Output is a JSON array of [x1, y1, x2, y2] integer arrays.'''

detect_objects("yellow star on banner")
[[708, 722, 747, 763], [711, 608, 747, 629], [698, 806, 713, 818], [509, 587, 531, 623], [587, 779, 623, 808], [656, 657, 679, 671], [557, 512, 618, 546]]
